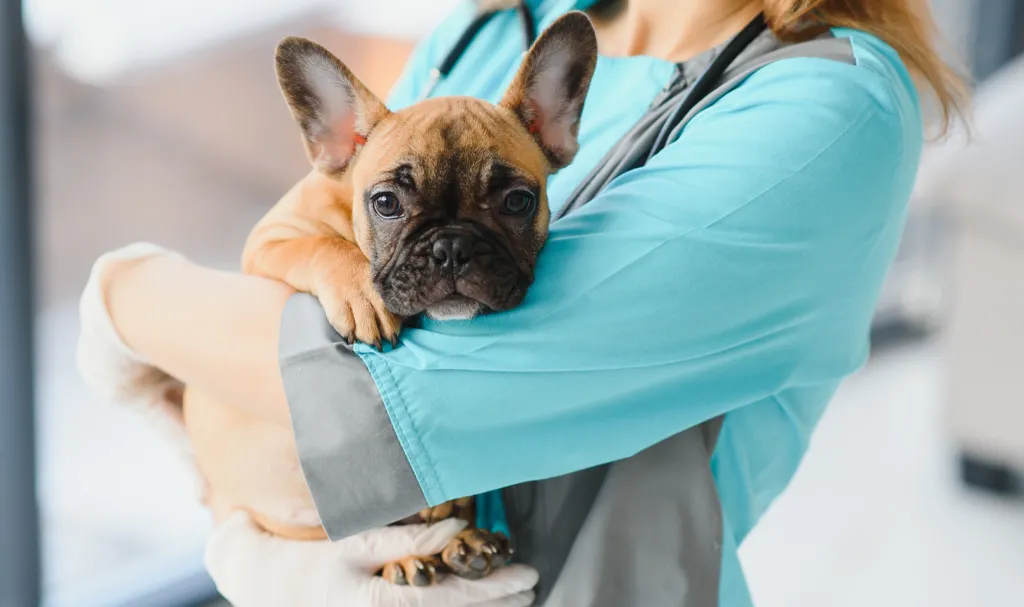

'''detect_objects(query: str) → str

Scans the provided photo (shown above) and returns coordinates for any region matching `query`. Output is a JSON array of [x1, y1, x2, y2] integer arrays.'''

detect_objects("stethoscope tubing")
[[419, 2, 768, 177], [419, 0, 536, 101]]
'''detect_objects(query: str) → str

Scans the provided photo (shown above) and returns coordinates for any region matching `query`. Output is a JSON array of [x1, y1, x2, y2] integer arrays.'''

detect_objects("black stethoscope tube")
[[647, 14, 770, 160], [515, 0, 537, 50], [646, 13, 768, 161], [419, 1, 537, 101]]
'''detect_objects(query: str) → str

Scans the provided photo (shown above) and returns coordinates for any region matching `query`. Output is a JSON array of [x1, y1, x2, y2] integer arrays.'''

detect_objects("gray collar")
[[678, 28, 782, 86]]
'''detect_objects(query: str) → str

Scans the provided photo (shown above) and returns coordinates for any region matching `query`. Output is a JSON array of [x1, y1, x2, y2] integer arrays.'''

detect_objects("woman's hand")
[[205, 512, 538, 607]]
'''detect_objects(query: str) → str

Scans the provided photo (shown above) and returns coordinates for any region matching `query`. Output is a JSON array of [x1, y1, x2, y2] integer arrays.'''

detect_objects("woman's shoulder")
[[706, 28, 924, 164], [648, 29, 926, 228], [756, 29, 922, 137], [834, 28, 923, 122]]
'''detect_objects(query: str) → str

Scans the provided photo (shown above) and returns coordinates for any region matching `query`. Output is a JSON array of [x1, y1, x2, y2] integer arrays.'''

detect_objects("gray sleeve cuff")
[[278, 293, 427, 540]]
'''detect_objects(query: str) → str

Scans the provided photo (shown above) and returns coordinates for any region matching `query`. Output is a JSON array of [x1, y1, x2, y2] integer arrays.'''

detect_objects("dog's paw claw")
[[380, 562, 407, 586], [318, 288, 400, 349], [380, 556, 444, 586]]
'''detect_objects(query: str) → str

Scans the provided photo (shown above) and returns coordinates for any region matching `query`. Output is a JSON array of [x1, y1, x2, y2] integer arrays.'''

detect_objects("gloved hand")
[[205, 512, 538, 607], [76, 242, 189, 448]]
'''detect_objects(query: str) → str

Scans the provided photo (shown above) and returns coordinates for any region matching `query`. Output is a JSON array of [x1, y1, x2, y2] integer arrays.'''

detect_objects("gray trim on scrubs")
[[279, 28, 855, 606], [279, 294, 427, 537]]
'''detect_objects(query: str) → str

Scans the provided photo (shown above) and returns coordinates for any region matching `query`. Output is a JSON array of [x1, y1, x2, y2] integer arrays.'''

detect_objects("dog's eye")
[[502, 190, 535, 216], [372, 193, 403, 218]]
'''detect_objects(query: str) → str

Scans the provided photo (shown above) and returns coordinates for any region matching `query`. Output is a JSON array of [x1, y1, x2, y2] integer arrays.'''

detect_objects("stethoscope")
[[418, 0, 537, 101], [420, 1, 768, 213]]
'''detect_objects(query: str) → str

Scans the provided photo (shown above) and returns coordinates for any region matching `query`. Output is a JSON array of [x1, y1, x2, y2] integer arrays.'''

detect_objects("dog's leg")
[[244, 235, 401, 348], [415, 496, 475, 525]]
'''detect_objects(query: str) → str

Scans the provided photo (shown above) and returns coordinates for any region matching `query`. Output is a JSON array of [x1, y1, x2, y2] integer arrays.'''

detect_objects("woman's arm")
[[279, 53, 924, 539], [106, 254, 294, 426]]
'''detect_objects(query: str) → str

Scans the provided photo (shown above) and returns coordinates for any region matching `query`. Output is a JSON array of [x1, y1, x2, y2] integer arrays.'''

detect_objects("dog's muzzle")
[[376, 225, 533, 319]]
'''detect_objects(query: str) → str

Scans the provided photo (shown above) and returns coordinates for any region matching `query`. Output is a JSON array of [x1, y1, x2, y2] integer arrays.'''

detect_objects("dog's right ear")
[[500, 12, 598, 170], [275, 37, 391, 174]]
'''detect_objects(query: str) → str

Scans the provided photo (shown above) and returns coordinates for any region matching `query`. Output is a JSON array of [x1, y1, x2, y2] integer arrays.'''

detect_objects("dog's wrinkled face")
[[275, 12, 597, 319], [349, 100, 552, 318]]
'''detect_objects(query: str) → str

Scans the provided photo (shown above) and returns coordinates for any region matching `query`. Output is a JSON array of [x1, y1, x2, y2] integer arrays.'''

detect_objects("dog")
[[182, 11, 597, 587]]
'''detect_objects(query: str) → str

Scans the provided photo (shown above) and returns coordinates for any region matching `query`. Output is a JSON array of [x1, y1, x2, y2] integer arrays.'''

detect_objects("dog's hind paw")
[[380, 555, 445, 586], [441, 528, 512, 580]]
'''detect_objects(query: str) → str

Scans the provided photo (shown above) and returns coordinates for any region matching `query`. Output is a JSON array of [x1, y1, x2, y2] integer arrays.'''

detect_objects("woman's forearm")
[[106, 253, 295, 426]]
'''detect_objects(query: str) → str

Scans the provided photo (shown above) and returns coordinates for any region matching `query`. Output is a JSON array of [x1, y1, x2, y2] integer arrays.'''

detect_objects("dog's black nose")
[[432, 234, 473, 268]]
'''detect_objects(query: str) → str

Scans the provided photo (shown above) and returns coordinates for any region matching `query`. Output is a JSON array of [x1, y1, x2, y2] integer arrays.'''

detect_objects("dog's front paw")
[[316, 278, 401, 350], [441, 528, 512, 580], [380, 555, 445, 587]]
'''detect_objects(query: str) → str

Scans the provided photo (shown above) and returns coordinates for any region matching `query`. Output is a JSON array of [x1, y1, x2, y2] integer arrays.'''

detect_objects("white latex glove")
[[76, 242, 189, 450], [205, 512, 538, 607]]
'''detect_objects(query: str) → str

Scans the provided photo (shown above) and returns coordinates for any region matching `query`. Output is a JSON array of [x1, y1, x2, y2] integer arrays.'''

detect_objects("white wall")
[[930, 0, 977, 71]]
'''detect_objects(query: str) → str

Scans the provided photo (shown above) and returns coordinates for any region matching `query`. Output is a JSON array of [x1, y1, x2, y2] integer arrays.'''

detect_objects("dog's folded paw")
[[317, 280, 402, 350]]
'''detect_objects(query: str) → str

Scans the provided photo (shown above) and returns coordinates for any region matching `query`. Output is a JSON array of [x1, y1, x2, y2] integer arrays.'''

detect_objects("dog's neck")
[[588, 0, 762, 62]]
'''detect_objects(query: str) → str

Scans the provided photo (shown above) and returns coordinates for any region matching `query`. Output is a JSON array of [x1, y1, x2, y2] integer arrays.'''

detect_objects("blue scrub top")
[[357, 0, 924, 603]]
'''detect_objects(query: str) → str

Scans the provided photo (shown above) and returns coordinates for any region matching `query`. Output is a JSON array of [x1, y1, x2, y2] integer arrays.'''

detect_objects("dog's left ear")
[[275, 37, 391, 173], [500, 11, 598, 169]]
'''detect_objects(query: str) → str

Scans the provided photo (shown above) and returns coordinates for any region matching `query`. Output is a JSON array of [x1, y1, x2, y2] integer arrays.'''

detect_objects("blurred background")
[[1, 0, 1022, 606]]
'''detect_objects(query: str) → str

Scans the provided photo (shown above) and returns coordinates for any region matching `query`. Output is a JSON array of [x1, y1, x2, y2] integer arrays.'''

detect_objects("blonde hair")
[[762, 0, 970, 134]]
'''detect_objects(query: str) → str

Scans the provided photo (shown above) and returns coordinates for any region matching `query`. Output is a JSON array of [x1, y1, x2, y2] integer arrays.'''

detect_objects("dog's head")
[[274, 12, 597, 319]]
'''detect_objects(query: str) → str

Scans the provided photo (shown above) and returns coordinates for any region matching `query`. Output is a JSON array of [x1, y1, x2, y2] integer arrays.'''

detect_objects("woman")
[[78, 0, 965, 605]]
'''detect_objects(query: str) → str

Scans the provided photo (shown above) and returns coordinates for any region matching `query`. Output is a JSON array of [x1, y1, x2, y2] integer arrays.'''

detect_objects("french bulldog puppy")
[[182, 12, 597, 586]]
